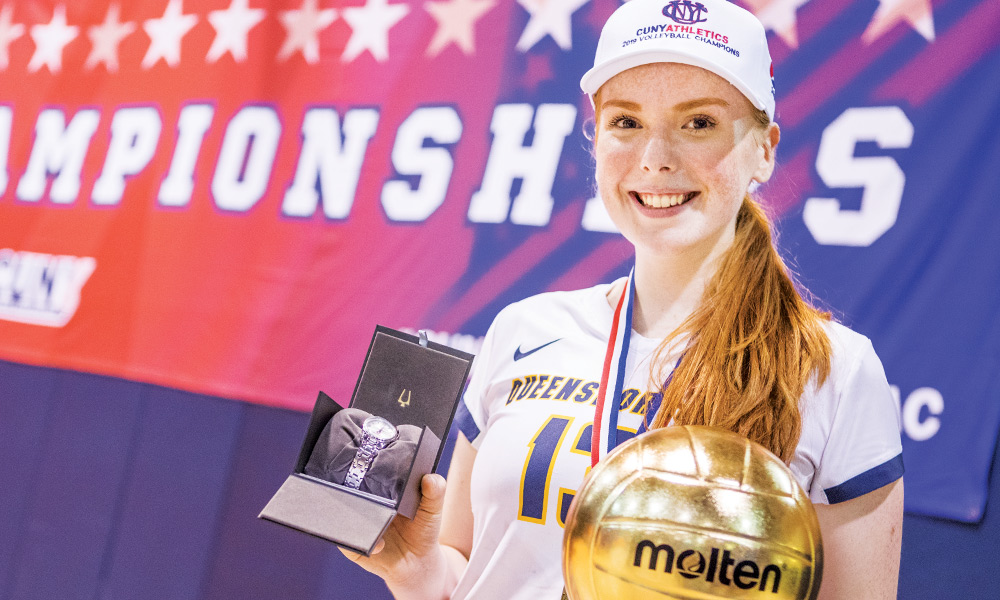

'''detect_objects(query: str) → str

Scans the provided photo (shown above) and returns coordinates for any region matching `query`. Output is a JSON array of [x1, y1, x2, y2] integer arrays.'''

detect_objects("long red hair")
[[648, 192, 832, 462]]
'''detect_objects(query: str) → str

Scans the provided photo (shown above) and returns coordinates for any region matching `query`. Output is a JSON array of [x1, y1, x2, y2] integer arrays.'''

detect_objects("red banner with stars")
[[1, 0, 999, 522]]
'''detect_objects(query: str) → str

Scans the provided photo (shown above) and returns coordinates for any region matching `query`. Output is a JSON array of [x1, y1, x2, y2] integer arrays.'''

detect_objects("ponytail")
[[649, 196, 832, 462]]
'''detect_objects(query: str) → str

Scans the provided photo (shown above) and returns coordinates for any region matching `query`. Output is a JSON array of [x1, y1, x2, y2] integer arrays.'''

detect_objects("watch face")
[[363, 416, 397, 443]]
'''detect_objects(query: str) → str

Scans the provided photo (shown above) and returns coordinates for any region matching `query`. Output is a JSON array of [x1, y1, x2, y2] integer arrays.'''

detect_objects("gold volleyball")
[[563, 425, 823, 600]]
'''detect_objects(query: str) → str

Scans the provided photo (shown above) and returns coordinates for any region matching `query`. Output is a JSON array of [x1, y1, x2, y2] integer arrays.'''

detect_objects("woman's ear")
[[752, 122, 781, 184]]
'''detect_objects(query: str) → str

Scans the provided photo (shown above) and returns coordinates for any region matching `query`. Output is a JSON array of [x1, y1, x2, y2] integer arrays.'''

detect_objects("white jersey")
[[450, 281, 903, 600]]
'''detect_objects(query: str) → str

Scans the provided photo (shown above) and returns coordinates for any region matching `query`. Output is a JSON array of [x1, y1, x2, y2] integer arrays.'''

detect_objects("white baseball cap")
[[581, 0, 775, 120]]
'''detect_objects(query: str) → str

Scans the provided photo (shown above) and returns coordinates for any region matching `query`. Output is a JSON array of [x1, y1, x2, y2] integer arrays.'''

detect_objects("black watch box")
[[259, 326, 474, 556]]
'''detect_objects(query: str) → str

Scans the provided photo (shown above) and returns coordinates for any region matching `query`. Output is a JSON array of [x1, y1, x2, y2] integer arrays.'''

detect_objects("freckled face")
[[594, 62, 777, 258]]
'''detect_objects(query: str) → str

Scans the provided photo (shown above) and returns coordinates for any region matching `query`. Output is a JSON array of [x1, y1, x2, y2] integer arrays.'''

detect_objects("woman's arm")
[[439, 433, 476, 571], [342, 433, 477, 600], [814, 478, 903, 600]]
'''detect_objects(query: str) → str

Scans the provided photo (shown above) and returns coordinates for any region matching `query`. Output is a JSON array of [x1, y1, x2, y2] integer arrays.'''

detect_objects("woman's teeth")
[[635, 192, 696, 208]]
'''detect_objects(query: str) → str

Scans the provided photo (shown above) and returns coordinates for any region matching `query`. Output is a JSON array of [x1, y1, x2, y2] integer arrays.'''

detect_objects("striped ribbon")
[[591, 269, 636, 466]]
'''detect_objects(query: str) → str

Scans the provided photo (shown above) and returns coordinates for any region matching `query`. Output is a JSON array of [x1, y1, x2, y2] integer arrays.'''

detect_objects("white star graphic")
[[277, 0, 337, 64], [141, 0, 198, 69], [341, 0, 411, 63], [207, 0, 266, 63], [27, 4, 78, 73], [515, 0, 590, 52], [85, 4, 136, 72], [0, 4, 25, 70], [742, 0, 811, 49], [424, 0, 496, 57], [863, 0, 935, 44]]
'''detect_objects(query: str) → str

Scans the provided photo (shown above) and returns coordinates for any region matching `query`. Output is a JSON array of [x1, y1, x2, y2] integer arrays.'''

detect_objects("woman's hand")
[[343, 434, 477, 600], [341, 474, 453, 598]]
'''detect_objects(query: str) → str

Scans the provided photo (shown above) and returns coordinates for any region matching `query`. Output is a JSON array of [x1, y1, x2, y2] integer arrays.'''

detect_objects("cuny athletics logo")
[[662, 1, 709, 25], [0, 249, 96, 327]]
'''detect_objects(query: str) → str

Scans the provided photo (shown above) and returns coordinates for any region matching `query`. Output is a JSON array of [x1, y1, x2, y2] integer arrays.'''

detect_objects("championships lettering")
[[0, 102, 602, 230]]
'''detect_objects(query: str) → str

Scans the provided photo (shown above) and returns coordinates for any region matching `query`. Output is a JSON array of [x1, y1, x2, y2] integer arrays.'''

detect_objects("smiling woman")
[[593, 62, 776, 264], [342, 1, 904, 599], [589, 61, 822, 465]]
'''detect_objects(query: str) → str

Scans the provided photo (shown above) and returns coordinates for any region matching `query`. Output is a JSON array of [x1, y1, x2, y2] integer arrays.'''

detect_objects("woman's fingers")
[[340, 547, 365, 563], [420, 473, 447, 513], [394, 473, 447, 553], [414, 474, 446, 524], [338, 474, 448, 583]]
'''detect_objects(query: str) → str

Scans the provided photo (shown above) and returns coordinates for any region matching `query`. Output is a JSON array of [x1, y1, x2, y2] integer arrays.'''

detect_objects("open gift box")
[[259, 326, 474, 555]]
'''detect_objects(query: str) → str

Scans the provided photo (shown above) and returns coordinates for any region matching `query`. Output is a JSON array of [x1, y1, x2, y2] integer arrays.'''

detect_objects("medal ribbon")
[[591, 269, 636, 466]]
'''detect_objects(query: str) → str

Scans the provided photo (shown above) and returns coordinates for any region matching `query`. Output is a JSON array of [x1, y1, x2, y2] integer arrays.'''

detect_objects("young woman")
[[346, 1, 904, 598]]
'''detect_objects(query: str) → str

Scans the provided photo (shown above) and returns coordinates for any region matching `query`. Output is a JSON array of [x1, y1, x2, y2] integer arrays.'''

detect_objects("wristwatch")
[[344, 416, 399, 490]]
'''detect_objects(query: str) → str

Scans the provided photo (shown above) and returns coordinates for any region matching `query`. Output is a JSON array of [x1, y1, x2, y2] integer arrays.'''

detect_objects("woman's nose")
[[641, 131, 676, 172]]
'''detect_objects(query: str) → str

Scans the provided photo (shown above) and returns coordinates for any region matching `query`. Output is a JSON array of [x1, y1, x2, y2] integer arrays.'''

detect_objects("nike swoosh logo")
[[513, 339, 561, 361]]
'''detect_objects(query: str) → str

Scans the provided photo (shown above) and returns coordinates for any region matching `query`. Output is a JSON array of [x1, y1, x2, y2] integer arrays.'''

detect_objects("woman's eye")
[[685, 115, 716, 130], [609, 115, 639, 129]]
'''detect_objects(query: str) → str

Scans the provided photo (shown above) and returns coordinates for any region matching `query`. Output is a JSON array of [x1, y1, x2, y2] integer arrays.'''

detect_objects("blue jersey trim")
[[454, 398, 481, 443], [825, 453, 904, 504]]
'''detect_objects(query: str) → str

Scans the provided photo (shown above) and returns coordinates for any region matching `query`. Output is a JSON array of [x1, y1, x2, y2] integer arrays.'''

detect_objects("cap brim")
[[580, 49, 767, 114]]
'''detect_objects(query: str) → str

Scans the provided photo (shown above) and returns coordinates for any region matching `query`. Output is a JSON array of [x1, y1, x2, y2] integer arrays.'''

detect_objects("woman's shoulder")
[[822, 319, 875, 355], [809, 320, 894, 409], [471, 282, 616, 379], [491, 281, 616, 328], [819, 320, 881, 376]]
